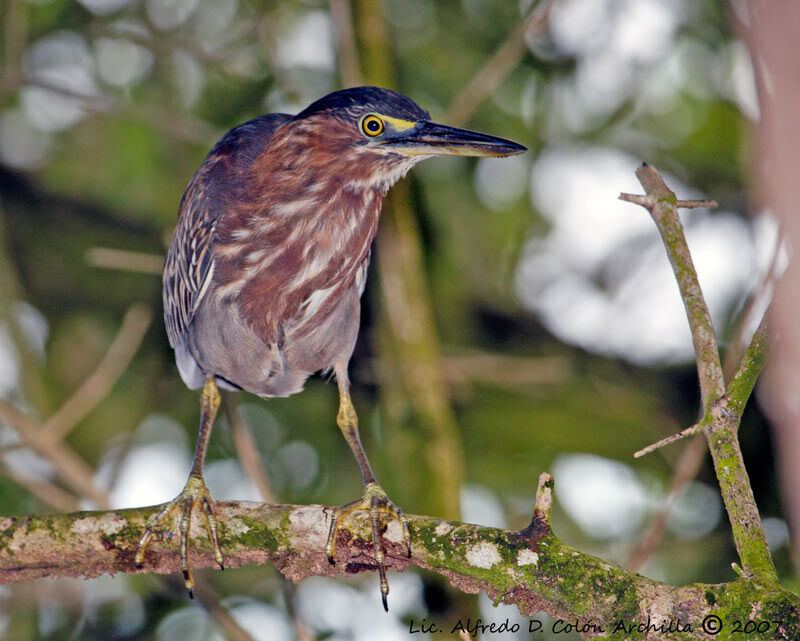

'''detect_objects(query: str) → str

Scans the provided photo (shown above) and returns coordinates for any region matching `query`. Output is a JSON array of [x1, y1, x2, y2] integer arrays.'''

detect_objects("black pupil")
[[367, 119, 379, 132]]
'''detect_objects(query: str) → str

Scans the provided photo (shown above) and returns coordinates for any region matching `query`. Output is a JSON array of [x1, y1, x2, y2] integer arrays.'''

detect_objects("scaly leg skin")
[[326, 370, 412, 612], [135, 376, 225, 597]]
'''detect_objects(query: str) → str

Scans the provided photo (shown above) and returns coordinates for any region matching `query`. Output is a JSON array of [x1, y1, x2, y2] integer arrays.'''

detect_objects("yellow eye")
[[361, 115, 384, 136]]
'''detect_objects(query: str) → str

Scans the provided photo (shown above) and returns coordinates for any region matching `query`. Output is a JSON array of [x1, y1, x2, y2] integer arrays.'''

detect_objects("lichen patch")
[[517, 549, 539, 567], [225, 517, 253, 537], [71, 514, 125, 536], [289, 506, 326, 539], [466, 542, 502, 569], [434, 521, 452, 537], [385, 519, 406, 544]]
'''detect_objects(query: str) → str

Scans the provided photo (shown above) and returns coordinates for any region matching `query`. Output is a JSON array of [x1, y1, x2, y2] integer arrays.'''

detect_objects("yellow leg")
[[325, 374, 412, 612], [135, 376, 224, 597]]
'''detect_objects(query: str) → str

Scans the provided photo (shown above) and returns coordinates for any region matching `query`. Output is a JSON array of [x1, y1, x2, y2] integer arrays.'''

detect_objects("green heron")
[[136, 86, 525, 609]]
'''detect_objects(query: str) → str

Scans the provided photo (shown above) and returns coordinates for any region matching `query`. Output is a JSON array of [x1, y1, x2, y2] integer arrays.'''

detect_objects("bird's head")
[[283, 86, 527, 192]]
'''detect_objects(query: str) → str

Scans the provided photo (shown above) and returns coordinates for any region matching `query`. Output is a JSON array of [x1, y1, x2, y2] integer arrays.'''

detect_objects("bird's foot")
[[134, 473, 224, 597], [325, 482, 411, 611]]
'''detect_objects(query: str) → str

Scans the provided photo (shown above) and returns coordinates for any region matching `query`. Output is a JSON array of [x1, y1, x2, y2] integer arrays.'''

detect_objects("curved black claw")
[[325, 482, 411, 612], [134, 473, 224, 596]]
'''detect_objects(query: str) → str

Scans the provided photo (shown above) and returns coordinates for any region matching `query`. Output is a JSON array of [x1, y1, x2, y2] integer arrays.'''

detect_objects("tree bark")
[[0, 489, 797, 640]]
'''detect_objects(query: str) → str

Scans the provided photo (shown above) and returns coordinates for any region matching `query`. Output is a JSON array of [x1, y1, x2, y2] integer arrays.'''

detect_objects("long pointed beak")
[[377, 121, 527, 157]]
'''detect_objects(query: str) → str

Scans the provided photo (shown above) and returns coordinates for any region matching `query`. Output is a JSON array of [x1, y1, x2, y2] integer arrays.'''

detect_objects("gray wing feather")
[[163, 188, 216, 348], [162, 113, 292, 351]]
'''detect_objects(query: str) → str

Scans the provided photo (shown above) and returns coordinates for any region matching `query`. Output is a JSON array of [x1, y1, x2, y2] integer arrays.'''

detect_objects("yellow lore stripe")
[[379, 114, 417, 131]]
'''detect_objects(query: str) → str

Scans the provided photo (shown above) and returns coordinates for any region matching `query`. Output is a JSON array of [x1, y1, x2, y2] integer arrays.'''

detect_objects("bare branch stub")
[[676, 199, 718, 209], [535, 471, 553, 516], [633, 422, 704, 458], [618, 193, 653, 208], [619, 193, 718, 211], [515, 472, 553, 543]]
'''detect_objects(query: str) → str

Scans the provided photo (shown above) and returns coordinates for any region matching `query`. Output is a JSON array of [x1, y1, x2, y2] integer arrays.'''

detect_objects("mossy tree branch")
[[0, 475, 797, 640], [621, 164, 776, 581]]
